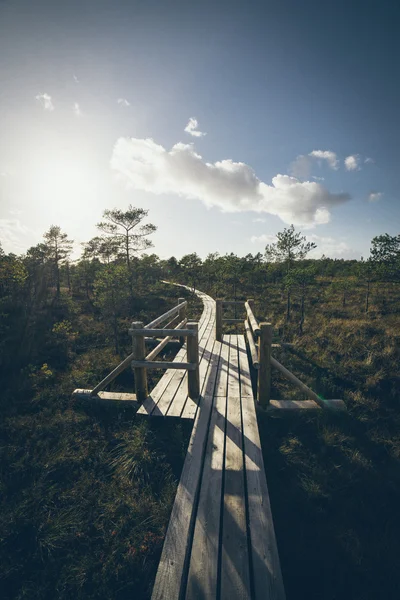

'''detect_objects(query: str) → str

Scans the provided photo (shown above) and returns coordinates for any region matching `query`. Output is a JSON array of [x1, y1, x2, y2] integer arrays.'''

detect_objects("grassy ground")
[[250, 280, 400, 600], [0, 284, 200, 600]]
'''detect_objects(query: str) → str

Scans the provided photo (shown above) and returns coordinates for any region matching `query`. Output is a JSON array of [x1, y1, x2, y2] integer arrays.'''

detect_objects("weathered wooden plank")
[[214, 335, 231, 396], [220, 337, 251, 598], [240, 341, 286, 600], [72, 389, 138, 404], [268, 399, 320, 411], [151, 392, 216, 600], [170, 307, 215, 419], [185, 394, 227, 600]]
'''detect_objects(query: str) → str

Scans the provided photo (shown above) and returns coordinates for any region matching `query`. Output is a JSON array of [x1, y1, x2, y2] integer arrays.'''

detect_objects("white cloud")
[[111, 137, 351, 227], [251, 234, 277, 244], [0, 219, 33, 252], [290, 150, 338, 179], [117, 98, 130, 107], [368, 191, 383, 202], [73, 74, 79, 83], [35, 93, 54, 111], [364, 157, 374, 164], [253, 217, 266, 223], [307, 234, 352, 259], [309, 150, 339, 170], [344, 154, 361, 171], [290, 154, 312, 179], [312, 175, 325, 181], [73, 102, 82, 117], [184, 117, 206, 138]]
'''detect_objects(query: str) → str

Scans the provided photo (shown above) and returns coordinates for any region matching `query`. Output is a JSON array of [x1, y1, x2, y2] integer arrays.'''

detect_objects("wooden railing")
[[215, 297, 346, 411], [75, 298, 199, 403]]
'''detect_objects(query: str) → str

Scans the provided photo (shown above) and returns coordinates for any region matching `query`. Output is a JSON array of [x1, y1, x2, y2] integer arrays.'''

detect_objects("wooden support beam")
[[245, 299, 261, 337], [72, 389, 138, 405], [130, 328, 196, 337], [257, 322, 273, 408], [145, 319, 187, 361], [244, 319, 259, 369], [178, 297, 187, 345], [215, 299, 222, 342], [187, 322, 200, 399], [131, 321, 148, 402], [270, 356, 346, 411], [131, 360, 196, 370]]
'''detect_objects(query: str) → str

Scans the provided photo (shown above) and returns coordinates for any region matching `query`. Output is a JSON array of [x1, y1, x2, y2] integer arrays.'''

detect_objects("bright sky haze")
[[0, 0, 399, 260]]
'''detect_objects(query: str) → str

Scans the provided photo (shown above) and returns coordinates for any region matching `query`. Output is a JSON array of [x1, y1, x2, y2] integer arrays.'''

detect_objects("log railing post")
[[187, 322, 200, 399], [215, 299, 222, 342], [131, 321, 148, 402], [178, 297, 186, 346], [257, 322, 273, 408]]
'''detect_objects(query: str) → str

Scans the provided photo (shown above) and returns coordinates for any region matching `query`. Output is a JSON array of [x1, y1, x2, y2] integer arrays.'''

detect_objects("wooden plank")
[[169, 307, 215, 419], [268, 399, 320, 411], [151, 392, 216, 600], [214, 335, 231, 396], [239, 335, 286, 600], [185, 394, 227, 600], [148, 299, 213, 417], [72, 389, 138, 404], [179, 310, 217, 419], [220, 336, 251, 598]]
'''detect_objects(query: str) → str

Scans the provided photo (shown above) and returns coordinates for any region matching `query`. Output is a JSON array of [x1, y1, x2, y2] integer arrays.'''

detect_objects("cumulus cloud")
[[117, 98, 130, 107], [344, 154, 361, 171], [35, 93, 54, 111], [251, 234, 277, 244], [0, 219, 33, 252], [290, 149, 339, 178], [73, 102, 82, 117], [307, 234, 352, 258], [309, 150, 339, 170], [368, 191, 383, 202], [111, 137, 351, 227], [184, 117, 206, 138]]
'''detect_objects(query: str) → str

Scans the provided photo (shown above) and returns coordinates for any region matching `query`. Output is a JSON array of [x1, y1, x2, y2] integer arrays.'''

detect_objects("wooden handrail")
[[244, 319, 259, 368], [245, 300, 261, 337], [146, 301, 187, 329]]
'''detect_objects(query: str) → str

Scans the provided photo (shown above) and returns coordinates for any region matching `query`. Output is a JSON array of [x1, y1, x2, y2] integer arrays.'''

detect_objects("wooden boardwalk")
[[139, 290, 285, 600]]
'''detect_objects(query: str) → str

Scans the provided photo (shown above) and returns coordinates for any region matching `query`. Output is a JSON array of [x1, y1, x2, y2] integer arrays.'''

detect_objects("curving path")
[[139, 287, 285, 600]]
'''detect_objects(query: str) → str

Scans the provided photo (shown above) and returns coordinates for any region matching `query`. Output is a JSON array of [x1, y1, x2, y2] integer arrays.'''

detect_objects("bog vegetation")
[[1, 207, 399, 599]]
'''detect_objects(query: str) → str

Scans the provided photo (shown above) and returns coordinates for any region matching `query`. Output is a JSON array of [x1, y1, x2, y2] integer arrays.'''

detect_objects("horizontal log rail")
[[244, 319, 259, 369], [130, 360, 196, 370], [245, 300, 261, 337], [146, 301, 187, 329]]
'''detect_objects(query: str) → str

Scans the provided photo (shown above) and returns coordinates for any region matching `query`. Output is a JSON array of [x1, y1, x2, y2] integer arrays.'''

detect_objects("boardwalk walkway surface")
[[139, 289, 285, 600]]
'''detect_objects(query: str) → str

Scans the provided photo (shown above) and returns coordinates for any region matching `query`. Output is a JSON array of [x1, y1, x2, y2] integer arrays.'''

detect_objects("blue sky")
[[0, 0, 398, 260]]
